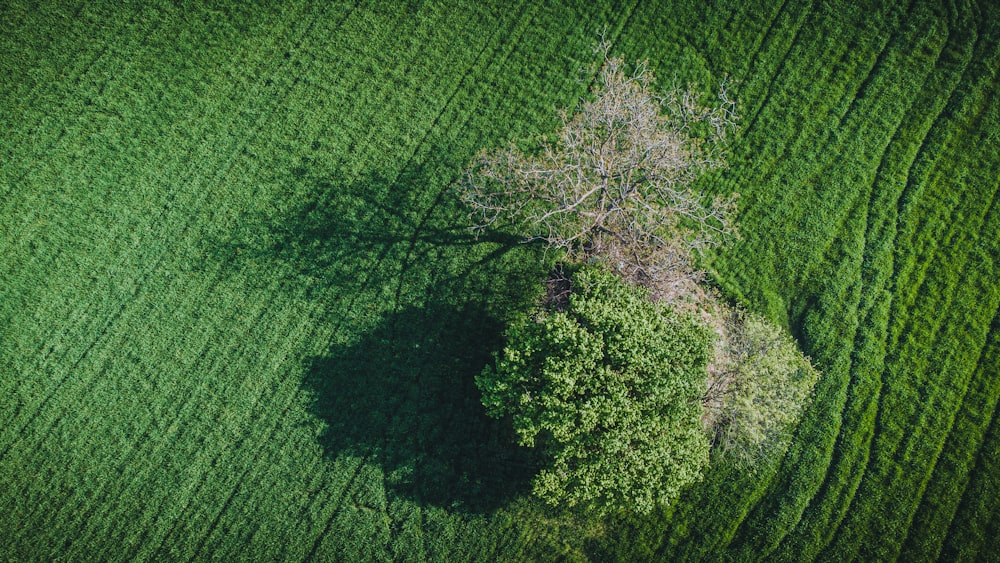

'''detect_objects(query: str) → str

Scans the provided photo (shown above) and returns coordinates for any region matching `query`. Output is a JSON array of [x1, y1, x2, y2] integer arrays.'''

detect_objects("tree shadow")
[[302, 302, 541, 513], [212, 155, 550, 513]]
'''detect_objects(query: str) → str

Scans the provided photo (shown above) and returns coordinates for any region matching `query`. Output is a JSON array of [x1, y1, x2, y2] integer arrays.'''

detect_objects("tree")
[[460, 44, 738, 302], [703, 306, 820, 469], [476, 265, 713, 514], [464, 45, 818, 513]]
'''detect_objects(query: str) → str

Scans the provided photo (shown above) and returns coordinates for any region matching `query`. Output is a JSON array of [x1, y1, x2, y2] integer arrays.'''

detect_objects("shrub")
[[705, 306, 821, 468]]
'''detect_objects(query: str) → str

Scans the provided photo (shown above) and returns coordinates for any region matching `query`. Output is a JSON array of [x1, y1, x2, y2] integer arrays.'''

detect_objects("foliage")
[[477, 265, 713, 515], [705, 307, 820, 469]]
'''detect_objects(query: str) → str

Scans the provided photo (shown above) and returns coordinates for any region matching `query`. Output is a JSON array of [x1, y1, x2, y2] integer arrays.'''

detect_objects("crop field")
[[1, 0, 997, 560]]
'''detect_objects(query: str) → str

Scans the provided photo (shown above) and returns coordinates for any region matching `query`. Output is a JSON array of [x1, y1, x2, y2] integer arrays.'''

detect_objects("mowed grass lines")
[[2, 0, 999, 561]]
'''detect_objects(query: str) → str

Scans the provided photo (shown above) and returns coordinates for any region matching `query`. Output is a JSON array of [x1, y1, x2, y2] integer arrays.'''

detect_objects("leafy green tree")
[[477, 265, 713, 514]]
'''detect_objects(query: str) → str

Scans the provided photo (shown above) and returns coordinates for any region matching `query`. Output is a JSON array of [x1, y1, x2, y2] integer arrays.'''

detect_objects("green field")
[[2, 0, 998, 560]]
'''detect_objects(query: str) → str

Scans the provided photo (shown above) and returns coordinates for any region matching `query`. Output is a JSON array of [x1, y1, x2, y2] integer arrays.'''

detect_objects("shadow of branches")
[[217, 158, 533, 305]]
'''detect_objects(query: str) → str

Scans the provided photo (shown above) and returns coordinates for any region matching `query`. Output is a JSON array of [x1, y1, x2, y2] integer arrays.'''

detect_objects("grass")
[[1, 0, 998, 560]]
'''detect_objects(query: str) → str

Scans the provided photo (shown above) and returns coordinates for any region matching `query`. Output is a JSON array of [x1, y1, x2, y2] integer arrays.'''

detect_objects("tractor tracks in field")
[[0, 1, 280, 462], [302, 453, 373, 562], [137, 2, 549, 557], [764, 2, 955, 557], [1, 1, 128, 202], [823, 8, 998, 558], [740, 0, 818, 139], [124, 5, 379, 557]]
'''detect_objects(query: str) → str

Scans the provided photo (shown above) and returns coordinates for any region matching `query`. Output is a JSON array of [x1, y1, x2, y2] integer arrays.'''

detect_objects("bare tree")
[[460, 43, 739, 301]]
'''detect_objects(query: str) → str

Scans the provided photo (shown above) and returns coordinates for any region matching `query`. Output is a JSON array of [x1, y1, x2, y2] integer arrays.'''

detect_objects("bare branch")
[[458, 49, 739, 301]]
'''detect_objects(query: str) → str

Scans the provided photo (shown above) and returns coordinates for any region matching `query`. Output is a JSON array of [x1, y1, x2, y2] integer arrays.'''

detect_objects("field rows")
[[939, 327, 1000, 559], [2, 0, 998, 560], [773, 1, 964, 556]]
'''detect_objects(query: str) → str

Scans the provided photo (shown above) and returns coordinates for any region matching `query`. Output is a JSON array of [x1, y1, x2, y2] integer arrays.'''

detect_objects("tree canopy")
[[477, 265, 713, 514]]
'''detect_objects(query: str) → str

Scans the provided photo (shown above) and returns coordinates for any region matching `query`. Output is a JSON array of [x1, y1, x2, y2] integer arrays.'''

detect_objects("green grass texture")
[[2, 0, 998, 560]]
